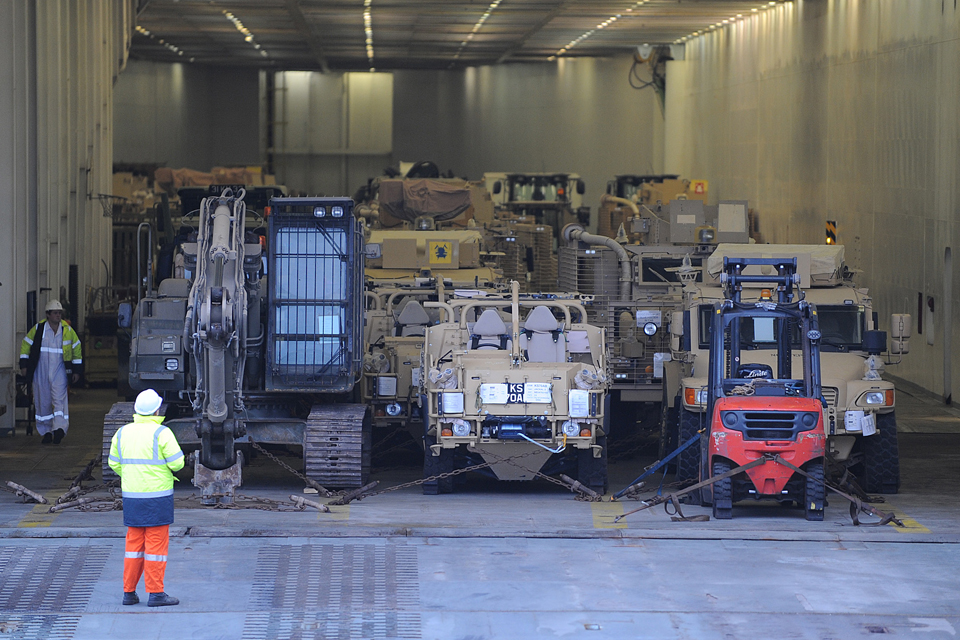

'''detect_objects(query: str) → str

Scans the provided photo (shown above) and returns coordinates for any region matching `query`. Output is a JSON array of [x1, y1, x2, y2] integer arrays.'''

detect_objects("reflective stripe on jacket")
[[19, 321, 84, 380], [109, 414, 184, 527]]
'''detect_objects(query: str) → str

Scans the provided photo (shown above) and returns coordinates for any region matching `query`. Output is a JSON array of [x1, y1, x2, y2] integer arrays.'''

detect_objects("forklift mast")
[[707, 257, 823, 418]]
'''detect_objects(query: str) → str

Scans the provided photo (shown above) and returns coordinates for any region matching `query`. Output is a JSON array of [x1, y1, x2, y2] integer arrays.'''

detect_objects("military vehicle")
[[664, 243, 908, 494], [104, 188, 370, 503], [484, 172, 590, 243], [557, 200, 750, 442], [364, 283, 508, 436], [598, 175, 709, 239], [420, 282, 610, 494], [358, 177, 504, 434]]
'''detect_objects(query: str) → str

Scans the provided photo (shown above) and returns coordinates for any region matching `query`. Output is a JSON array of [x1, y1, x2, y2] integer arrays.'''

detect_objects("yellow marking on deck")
[[325, 504, 350, 522], [592, 499, 626, 529], [18, 503, 55, 528], [890, 512, 930, 533], [16, 453, 100, 528]]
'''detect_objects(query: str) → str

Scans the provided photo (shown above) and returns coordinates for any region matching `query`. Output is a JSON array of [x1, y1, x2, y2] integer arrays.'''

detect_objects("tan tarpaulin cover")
[[707, 244, 845, 285], [154, 167, 269, 196], [378, 179, 472, 224]]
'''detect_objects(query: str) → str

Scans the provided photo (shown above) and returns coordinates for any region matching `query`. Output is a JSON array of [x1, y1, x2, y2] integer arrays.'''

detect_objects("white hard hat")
[[134, 389, 163, 415], [45, 300, 64, 312]]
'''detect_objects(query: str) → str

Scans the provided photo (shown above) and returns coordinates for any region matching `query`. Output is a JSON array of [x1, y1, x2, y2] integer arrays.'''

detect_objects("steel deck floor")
[[1, 386, 958, 639]]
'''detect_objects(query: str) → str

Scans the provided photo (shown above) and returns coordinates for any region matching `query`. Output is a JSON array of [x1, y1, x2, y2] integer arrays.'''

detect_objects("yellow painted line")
[[18, 503, 55, 528], [591, 499, 627, 529], [890, 513, 930, 534], [16, 453, 98, 528], [325, 504, 350, 522]]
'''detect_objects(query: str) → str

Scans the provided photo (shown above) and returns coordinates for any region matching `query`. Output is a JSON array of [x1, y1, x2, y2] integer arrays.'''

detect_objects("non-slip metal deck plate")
[[0, 545, 110, 613], [244, 543, 420, 640], [0, 545, 109, 640], [0, 614, 80, 640]]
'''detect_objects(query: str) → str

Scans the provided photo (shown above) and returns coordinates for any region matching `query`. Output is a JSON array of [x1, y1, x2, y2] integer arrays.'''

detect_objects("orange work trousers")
[[123, 525, 169, 594]]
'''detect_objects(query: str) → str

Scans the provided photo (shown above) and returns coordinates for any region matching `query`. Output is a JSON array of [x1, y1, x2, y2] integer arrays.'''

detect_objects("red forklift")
[[699, 257, 827, 521]]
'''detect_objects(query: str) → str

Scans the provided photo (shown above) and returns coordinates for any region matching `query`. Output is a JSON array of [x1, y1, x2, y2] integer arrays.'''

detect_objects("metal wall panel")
[[112, 61, 261, 169], [664, 0, 960, 397], [392, 54, 664, 216], [0, 0, 130, 431]]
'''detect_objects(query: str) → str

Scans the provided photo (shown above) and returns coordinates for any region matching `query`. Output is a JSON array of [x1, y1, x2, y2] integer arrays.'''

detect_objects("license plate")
[[480, 383, 552, 404]]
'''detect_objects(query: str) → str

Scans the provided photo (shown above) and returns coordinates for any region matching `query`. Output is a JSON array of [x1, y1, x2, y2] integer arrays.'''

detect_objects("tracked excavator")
[[102, 188, 370, 504]]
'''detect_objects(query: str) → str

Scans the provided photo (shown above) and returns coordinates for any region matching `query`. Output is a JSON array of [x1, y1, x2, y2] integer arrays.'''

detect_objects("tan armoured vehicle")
[[420, 282, 610, 494], [557, 200, 751, 437], [663, 244, 909, 494], [359, 178, 504, 433], [363, 283, 507, 434]]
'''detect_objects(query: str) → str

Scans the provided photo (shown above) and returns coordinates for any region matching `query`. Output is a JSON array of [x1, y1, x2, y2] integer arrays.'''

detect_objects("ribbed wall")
[[0, 1, 132, 392], [664, 0, 960, 400]]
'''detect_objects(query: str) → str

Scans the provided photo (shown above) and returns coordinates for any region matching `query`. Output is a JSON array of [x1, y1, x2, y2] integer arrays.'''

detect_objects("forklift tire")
[[861, 412, 901, 494], [578, 435, 609, 495], [711, 461, 733, 520], [676, 408, 702, 483], [422, 435, 454, 495], [804, 459, 825, 521]]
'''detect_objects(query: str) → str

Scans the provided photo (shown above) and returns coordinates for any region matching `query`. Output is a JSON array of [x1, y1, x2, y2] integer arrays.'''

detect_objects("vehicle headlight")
[[561, 420, 580, 437], [451, 419, 471, 437], [684, 387, 708, 406], [864, 391, 885, 405], [165, 358, 179, 371], [385, 403, 402, 416]]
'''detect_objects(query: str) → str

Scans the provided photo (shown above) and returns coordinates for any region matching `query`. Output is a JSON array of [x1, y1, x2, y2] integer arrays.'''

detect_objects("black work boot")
[[41, 433, 53, 444], [148, 592, 179, 607], [122, 591, 139, 605], [53, 429, 65, 444]]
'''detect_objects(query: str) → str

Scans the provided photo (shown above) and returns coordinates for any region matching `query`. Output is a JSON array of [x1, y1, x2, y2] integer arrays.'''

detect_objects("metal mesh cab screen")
[[267, 199, 362, 392]]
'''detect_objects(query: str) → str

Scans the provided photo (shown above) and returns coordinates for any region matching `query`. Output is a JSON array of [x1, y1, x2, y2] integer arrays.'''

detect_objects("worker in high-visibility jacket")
[[19, 299, 83, 444], [109, 389, 184, 607]]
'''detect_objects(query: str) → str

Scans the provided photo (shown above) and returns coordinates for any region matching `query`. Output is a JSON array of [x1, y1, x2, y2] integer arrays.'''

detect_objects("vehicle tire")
[[578, 435, 609, 495], [804, 458, 825, 521], [422, 435, 454, 495], [861, 412, 901, 494], [676, 408, 702, 483], [712, 460, 732, 520]]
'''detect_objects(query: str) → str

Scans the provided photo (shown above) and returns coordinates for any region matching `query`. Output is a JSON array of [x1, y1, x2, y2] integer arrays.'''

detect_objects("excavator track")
[[304, 404, 371, 488], [101, 402, 136, 482]]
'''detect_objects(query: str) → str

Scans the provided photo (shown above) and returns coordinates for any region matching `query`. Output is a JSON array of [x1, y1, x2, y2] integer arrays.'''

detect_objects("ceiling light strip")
[[673, 1, 790, 45], [224, 11, 268, 57], [364, 0, 375, 69], [550, 0, 647, 60], [135, 25, 187, 58], [452, 0, 504, 63]]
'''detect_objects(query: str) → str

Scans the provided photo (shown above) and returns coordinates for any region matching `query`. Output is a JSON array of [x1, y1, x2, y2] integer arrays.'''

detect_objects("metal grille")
[[0, 545, 110, 613], [493, 222, 557, 293], [822, 387, 839, 407], [267, 200, 362, 392], [559, 246, 679, 389], [244, 543, 420, 640]]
